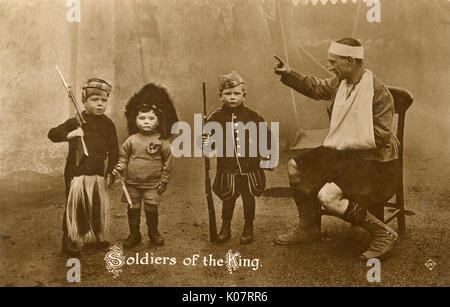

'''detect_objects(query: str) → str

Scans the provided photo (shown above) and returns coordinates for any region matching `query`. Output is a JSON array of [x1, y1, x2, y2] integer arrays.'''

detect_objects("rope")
[[296, 45, 333, 76], [276, 0, 300, 130], [133, 0, 148, 84]]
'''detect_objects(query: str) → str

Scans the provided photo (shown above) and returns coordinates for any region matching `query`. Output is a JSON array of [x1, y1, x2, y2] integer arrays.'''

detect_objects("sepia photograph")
[[0, 0, 449, 291]]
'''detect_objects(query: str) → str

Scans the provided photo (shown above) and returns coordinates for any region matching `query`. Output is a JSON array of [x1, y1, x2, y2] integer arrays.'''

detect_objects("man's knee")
[[287, 159, 301, 182], [318, 183, 343, 210]]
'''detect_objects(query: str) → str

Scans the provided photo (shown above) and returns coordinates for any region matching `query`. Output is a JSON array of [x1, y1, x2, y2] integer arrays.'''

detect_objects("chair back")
[[387, 86, 414, 149], [385, 86, 413, 232]]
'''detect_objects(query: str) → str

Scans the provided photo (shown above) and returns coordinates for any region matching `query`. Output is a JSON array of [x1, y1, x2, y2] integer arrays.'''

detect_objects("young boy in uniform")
[[204, 71, 271, 244], [48, 78, 119, 256]]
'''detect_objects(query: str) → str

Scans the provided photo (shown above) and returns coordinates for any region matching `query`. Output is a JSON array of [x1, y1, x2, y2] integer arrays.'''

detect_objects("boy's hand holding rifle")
[[66, 127, 84, 139], [112, 165, 134, 208]]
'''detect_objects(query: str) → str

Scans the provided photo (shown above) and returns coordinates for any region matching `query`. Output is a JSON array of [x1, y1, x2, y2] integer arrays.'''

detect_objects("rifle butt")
[[207, 194, 217, 242]]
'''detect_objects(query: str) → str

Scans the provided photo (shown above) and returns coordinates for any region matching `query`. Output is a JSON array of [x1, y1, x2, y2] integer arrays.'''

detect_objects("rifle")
[[116, 174, 134, 208], [56, 65, 89, 166], [202, 82, 217, 242]]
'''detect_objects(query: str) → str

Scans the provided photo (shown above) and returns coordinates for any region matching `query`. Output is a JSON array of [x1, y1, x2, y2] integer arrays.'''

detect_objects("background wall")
[[0, 0, 449, 177]]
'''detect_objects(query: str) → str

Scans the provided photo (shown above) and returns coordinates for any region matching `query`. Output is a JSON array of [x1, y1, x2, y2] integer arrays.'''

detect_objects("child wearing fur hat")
[[113, 83, 178, 249], [48, 78, 119, 256]]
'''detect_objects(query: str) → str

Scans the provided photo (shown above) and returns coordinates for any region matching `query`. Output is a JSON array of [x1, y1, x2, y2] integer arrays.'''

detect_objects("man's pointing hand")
[[273, 55, 291, 75]]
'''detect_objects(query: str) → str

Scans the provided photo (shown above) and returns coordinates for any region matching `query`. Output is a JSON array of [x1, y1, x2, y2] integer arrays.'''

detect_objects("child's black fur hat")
[[125, 83, 178, 139]]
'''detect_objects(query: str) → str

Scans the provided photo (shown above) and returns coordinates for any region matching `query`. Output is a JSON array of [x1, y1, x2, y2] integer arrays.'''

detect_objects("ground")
[[0, 152, 448, 287]]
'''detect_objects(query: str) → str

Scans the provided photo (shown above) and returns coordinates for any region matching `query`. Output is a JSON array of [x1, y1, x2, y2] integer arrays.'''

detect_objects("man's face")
[[136, 110, 159, 133], [83, 90, 109, 115], [220, 84, 246, 108], [327, 53, 353, 81]]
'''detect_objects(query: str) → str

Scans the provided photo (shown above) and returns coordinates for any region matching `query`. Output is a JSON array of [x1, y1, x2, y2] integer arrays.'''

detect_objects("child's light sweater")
[[117, 132, 172, 188]]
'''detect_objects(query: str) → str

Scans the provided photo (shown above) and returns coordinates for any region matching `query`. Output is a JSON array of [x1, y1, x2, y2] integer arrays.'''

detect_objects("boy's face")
[[136, 110, 159, 133], [83, 90, 109, 115], [220, 84, 246, 108]]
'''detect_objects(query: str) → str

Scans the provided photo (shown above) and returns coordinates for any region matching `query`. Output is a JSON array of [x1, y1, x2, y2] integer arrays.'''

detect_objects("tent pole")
[[352, 0, 363, 38]]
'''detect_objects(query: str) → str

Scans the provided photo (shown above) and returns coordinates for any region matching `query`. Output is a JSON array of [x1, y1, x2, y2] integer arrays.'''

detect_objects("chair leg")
[[396, 187, 406, 234], [368, 202, 384, 222], [397, 211, 406, 234], [397, 200, 406, 234]]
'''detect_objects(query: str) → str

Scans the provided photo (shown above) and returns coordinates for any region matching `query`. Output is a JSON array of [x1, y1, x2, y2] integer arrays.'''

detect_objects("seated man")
[[273, 38, 400, 260]]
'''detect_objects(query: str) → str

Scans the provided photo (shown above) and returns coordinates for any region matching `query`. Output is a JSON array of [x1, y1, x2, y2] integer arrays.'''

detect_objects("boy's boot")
[[145, 210, 164, 246], [95, 236, 110, 250], [92, 195, 109, 250], [62, 210, 81, 256], [123, 208, 142, 249], [275, 188, 321, 245], [216, 219, 232, 243], [342, 201, 398, 260], [240, 219, 254, 244], [62, 233, 81, 257]]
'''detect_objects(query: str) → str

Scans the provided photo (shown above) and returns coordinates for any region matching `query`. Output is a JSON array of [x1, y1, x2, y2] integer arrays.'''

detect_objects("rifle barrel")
[[202, 82, 207, 117], [56, 65, 86, 125]]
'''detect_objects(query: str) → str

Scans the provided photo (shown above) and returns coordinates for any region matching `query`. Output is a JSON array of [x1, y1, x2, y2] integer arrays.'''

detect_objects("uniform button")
[[237, 145, 240, 148], [236, 137, 240, 141], [237, 153, 241, 156], [235, 130, 239, 134], [234, 123, 238, 127]]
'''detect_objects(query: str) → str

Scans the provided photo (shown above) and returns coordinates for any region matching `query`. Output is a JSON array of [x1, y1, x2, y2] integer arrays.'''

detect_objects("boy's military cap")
[[218, 71, 245, 92], [82, 78, 112, 95]]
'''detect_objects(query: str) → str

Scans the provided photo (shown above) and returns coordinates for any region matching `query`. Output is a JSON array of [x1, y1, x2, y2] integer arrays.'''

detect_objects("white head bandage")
[[328, 41, 364, 59]]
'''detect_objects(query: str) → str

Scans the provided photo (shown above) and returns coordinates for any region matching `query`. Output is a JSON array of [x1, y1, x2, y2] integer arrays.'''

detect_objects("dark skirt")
[[213, 168, 266, 201], [294, 146, 400, 204]]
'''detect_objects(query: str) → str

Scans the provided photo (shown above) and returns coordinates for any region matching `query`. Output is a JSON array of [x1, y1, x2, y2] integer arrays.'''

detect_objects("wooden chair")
[[369, 86, 414, 234]]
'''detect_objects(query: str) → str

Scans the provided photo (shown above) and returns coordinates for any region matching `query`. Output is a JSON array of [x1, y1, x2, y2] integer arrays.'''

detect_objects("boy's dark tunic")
[[48, 112, 119, 235], [207, 104, 267, 220]]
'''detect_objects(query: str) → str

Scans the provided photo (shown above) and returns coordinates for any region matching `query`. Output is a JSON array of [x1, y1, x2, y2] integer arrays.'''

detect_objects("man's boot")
[[275, 189, 321, 245], [240, 219, 254, 244], [145, 210, 164, 246], [216, 219, 232, 243], [62, 233, 81, 257], [342, 201, 398, 260], [123, 208, 142, 249]]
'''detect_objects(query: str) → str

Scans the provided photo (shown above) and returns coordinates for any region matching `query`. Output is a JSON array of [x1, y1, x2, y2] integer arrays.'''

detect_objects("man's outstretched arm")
[[274, 55, 337, 101]]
